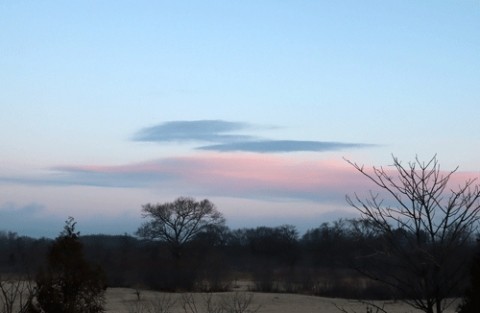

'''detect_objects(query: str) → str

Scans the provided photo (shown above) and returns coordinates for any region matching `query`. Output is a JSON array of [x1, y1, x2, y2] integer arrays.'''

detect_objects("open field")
[[105, 288, 460, 313]]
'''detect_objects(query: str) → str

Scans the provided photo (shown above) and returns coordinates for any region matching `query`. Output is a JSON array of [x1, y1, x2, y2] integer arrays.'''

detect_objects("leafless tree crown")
[[346, 155, 480, 313], [137, 197, 225, 246], [346, 155, 480, 244]]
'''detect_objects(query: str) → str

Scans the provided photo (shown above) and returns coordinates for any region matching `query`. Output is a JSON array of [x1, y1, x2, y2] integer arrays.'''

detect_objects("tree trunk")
[[436, 300, 442, 313]]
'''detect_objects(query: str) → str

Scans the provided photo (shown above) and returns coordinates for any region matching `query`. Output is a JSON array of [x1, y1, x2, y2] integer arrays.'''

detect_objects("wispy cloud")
[[6, 154, 475, 202], [199, 140, 374, 153], [50, 165, 174, 188], [0, 155, 370, 204], [0, 167, 172, 188], [133, 120, 255, 143], [133, 120, 377, 153]]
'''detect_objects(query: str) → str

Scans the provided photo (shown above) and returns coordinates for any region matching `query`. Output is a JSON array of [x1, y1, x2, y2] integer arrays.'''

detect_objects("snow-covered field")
[[105, 288, 460, 313]]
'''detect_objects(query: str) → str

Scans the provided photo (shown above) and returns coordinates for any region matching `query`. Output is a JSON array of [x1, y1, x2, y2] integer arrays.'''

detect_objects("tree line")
[[0, 216, 477, 299]]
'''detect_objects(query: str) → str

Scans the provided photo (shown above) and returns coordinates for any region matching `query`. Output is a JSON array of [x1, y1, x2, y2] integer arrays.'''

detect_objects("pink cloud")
[[54, 153, 370, 203], [49, 154, 480, 205]]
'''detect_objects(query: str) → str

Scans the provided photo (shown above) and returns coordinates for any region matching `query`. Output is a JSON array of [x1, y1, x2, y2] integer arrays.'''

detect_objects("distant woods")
[[0, 217, 477, 300]]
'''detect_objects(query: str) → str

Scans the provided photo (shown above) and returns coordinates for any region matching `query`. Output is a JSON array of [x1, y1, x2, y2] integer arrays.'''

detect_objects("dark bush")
[[31, 218, 106, 313]]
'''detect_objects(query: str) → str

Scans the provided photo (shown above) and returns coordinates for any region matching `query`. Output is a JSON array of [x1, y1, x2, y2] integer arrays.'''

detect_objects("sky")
[[1, 1, 479, 238]]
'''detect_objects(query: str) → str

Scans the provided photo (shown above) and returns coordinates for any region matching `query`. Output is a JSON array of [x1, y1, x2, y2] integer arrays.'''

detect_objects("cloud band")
[[133, 120, 376, 153]]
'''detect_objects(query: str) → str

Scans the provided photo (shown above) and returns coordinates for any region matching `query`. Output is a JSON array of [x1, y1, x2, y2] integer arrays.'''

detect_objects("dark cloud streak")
[[0, 168, 173, 188], [132, 120, 377, 153], [133, 120, 254, 143], [198, 140, 376, 153]]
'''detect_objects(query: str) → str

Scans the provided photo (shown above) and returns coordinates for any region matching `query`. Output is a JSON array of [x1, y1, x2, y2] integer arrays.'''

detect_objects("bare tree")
[[181, 293, 223, 313], [0, 274, 35, 313], [346, 155, 480, 313], [126, 293, 176, 313], [181, 292, 260, 313], [334, 301, 388, 313], [136, 197, 226, 261], [220, 293, 261, 313]]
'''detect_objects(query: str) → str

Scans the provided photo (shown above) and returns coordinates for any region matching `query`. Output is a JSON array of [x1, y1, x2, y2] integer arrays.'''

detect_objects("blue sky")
[[1, 1, 479, 237]]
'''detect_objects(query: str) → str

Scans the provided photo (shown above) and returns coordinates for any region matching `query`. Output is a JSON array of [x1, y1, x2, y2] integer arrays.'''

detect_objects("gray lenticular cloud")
[[133, 120, 255, 143], [198, 140, 375, 153], [132, 120, 377, 153]]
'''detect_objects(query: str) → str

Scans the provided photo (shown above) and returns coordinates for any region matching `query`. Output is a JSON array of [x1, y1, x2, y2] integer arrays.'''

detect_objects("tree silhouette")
[[136, 197, 225, 290], [346, 156, 480, 313], [137, 197, 225, 261], [31, 217, 106, 313]]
